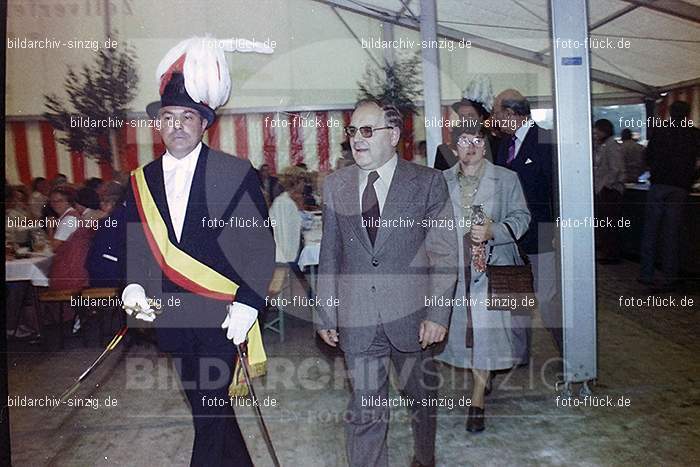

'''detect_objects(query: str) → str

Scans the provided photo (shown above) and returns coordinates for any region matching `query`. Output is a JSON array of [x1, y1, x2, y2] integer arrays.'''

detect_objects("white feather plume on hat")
[[155, 36, 274, 110], [462, 75, 494, 113]]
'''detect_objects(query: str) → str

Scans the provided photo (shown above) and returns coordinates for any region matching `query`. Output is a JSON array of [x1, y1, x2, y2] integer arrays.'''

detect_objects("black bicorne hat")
[[146, 72, 216, 128]]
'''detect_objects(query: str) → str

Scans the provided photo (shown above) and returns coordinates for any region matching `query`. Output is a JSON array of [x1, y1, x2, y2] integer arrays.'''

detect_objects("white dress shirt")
[[513, 119, 533, 158], [162, 142, 201, 242], [357, 154, 398, 215], [269, 192, 302, 263]]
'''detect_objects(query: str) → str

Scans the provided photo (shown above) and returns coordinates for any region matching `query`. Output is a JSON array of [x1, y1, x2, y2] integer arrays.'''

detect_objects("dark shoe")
[[466, 406, 485, 432], [409, 456, 435, 467]]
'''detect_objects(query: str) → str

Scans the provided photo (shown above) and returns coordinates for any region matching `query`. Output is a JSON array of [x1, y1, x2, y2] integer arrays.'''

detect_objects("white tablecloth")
[[6, 255, 53, 287]]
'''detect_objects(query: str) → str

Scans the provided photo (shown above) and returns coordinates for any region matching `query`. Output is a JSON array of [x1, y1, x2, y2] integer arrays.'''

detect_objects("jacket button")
[[371, 286, 376, 292], [372, 258, 379, 267]]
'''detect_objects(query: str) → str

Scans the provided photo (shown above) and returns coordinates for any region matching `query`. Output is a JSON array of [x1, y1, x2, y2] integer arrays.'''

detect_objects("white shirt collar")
[[162, 142, 202, 172], [358, 153, 398, 184], [514, 119, 533, 142]]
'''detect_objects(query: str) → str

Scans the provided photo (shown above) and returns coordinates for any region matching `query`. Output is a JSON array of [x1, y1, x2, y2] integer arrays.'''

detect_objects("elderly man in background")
[[315, 98, 457, 467], [492, 89, 560, 359]]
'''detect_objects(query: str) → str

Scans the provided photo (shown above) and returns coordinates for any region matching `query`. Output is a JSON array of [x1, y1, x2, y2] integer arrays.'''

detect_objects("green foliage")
[[357, 54, 421, 114], [43, 38, 138, 163]]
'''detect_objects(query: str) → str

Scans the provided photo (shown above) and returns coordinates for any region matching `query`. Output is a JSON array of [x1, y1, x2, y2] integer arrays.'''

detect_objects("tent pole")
[[419, 0, 441, 167], [550, 0, 597, 393]]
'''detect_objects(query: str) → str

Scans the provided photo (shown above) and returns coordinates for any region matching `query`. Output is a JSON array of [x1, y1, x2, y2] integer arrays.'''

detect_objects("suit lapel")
[[514, 123, 538, 168], [472, 160, 500, 220], [336, 166, 373, 253], [144, 157, 179, 244], [444, 165, 466, 238]]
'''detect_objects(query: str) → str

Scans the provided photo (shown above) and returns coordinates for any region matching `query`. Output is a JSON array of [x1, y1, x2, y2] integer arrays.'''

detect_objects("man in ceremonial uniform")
[[122, 37, 275, 466]]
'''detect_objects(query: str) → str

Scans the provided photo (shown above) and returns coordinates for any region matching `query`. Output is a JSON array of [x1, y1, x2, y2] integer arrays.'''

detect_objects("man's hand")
[[419, 320, 447, 349], [221, 302, 258, 345], [470, 218, 493, 243], [121, 283, 156, 322], [317, 329, 339, 347]]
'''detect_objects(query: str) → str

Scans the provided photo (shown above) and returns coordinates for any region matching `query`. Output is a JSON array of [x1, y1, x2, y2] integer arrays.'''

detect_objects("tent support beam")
[[310, 0, 658, 96], [330, 6, 382, 69], [419, 0, 441, 168], [620, 0, 700, 25], [550, 0, 597, 389]]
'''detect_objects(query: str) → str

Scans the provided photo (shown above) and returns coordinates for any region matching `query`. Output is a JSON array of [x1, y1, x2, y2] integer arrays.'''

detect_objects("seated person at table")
[[76, 186, 104, 222], [49, 222, 97, 291], [86, 181, 128, 287], [268, 167, 308, 295], [269, 166, 305, 265], [48, 185, 80, 251], [6, 185, 33, 246], [29, 177, 50, 220]]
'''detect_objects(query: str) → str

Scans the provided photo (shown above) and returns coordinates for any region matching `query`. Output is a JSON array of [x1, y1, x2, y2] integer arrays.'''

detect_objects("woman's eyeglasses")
[[344, 126, 393, 138], [457, 136, 486, 147]]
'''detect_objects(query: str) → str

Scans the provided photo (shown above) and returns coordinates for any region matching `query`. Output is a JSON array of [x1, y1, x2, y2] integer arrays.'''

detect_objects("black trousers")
[[595, 187, 624, 261], [157, 327, 253, 467]]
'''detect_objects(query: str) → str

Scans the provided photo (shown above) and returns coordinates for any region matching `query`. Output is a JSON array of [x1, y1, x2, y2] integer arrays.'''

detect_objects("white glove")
[[121, 284, 156, 322], [221, 302, 258, 345]]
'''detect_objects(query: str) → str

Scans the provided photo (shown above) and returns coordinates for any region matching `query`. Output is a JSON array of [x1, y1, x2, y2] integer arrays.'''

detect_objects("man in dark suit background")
[[639, 100, 700, 291], [492, 89, 561, 360], [315, 99, 457, 467]]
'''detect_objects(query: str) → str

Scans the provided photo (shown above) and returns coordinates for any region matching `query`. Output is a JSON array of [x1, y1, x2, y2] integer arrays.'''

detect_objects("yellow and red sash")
[[131, 166, 267, 395]]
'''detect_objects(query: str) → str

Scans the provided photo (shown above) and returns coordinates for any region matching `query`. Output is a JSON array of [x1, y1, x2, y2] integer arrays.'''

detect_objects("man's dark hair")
[[85, 177, 103, 191], [621, 128, 633, 141], [354, 98, 403, 132], [594, 119, 615, 139], [32, 177, 46, 191], [50, 185, 77, 204], [669, 100, 690, 121], [77, 187, 101, 210], [501, 98, 531, 117]]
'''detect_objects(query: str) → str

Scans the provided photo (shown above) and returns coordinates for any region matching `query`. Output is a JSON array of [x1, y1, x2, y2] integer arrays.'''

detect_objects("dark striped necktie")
[[362, 171, 380, 245]]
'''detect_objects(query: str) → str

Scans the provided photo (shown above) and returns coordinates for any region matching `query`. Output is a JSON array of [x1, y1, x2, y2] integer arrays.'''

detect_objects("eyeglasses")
[[457, 136, 486, 147], [344, 126, 393, 138]]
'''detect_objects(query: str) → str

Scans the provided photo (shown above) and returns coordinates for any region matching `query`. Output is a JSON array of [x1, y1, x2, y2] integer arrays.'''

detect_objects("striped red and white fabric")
[[5, 109, 439, 185]]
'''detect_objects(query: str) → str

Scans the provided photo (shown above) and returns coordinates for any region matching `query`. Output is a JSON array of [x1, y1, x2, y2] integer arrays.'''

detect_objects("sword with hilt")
[[52, 299, 162, 410]]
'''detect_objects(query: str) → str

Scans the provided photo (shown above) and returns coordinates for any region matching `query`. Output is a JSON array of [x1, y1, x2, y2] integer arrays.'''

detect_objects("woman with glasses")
[[435, 124, 531, 432]]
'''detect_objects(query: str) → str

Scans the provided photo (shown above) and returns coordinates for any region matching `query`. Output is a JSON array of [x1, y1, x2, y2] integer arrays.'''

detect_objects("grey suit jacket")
[[314, 157, 458, 353]]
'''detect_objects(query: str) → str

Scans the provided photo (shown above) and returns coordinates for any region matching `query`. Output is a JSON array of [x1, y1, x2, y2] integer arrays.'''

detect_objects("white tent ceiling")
[[319, 0, 700, 94]]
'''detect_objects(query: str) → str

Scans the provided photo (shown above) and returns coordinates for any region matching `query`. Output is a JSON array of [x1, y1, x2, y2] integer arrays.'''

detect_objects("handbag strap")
[[503, 222, 530, 265]]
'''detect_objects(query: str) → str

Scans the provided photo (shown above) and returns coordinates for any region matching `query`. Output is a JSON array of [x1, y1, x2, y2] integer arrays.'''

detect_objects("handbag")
[[485, 223, 537, 313]]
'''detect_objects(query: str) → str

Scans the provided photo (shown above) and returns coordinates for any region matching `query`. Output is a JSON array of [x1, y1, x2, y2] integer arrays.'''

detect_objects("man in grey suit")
[[315, 99, 458, 467]]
